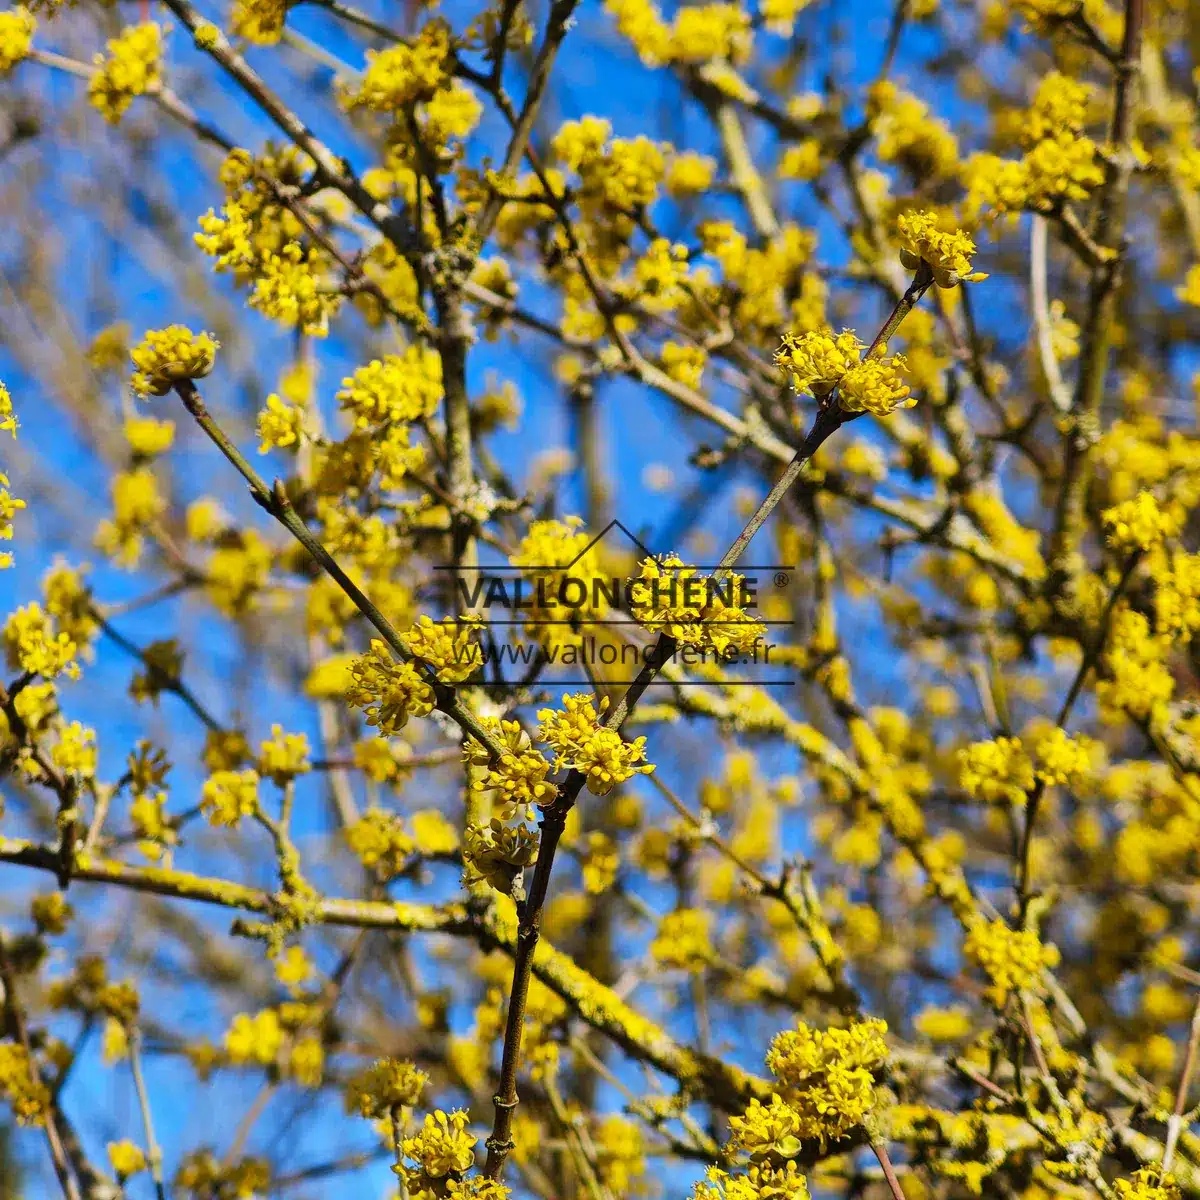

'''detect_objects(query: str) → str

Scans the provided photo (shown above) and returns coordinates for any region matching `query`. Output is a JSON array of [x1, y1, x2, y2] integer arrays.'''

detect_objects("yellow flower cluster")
[[345, 640, 437, 735], [1012, 0, 1082, 31], [913, 1005, 973, 1042], [604, 0, 754, 70], [1102, 492, 1180, 552], [130, 325, 219, 396], [3, 602, 79, 679], [256, 394, 305, 454], [346, 1057, 427, 1117], [462, 818, 539, 893], [551, 117, 665, 212], [124, 415, 175, 458], [1098, 608, 1175, 726], [345, 806, 415, 879], [694, 1162, 809, 1200], [650, 908, 713, 971], [348, 21, 451, 111], [88, 23, 162, 125], [0, 469, 26, 568], [107, 1140, 147, 1180], [194, 150, 341, 336], [629, 555, 766, 655], [964, 70, 1105, 221], [0, 7, 35, 73], [838, 357, 914, 417], [231, 0, 289, 44], [257, 724, 311, 785], [775, 329, 865, 398], [31, 890, 73, 935], [401, 616, 482, 684], [776, 329, 913, 416], [225, 1009, 282, 1065], [868, 81, 959, 179], [401, 1108, 476, 1181], [1114, 1170, 1181, 1200], [94, 467, 165, 567], [537, 693, 654, 796], [52, 720, 97, 777], [200, 768, 260, 827], [466, 718, 558, 818], [0, 1042, 48, 1126], [0, 382, 17, 437], [724, 1017, 889, 1152], [1023, 72, 1093, 144], [1032, 727, 1096, 787], [506, 515, 607, 633], [963, 919, 1059, 1006], [249, 242, 340, 337], [896, 209, 987, 288], [337, 347, 444, 430]]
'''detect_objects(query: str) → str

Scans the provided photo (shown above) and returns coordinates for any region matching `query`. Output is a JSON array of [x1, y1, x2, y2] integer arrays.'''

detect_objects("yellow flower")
[[0, 382, 17, 438], [963, 919, 1059, 1006], [250, 242, 341, 337], [124, 416, 176, 458], [256, 394, 305, 453], [1023, 72, 1093, 145], [401, 1108, 476, 1178], [761, 1017, 888, 1147], [958, 736, 1034, 804], [348, 20, 451, 111], [107, 1140, 147, 1180], [1013, 0, 1081, 31], [462, 818, 539, 893], [225, 1009, 283, 1065], [424, 80, 483, 143], [694, 1163, 809, 1200], [837, 355, 913, 417], [231, 0, 288, 43], [257, 724, 311, 784], [661, 341, 706, 389], [913, 1005, 973, 1041], [775, 329, 863, 397], [580, 830, 619, 894], [345, 639, 437, 735], [896, 209, 987, 287], [868, 81, 959, 178], [536, 693, 654, 796], [31, 891, 73, 935], [1031, 727, 1095, 787], [728, 1093, 804, 1160], [650, 908, 712, 971], [337, 347, 443, 429], [401, 616, 482, 684], [466, 718, 558, 817], [51, 721, 97, 778], [666, 150, 716, 194], [1102, 491, 1180, 551], [1114, 1170, 1180, 1200], [200, 768, 260, 827], [0, 1042, 49, 1125], [3, 603, 79, 679], [0, 470, 26, 558], [88, 23, 162, 125], [0, 7, 35, 73], [346, 1057, 428, 1117], [345, 806, 414, 879], [130, 325, 219, 396]]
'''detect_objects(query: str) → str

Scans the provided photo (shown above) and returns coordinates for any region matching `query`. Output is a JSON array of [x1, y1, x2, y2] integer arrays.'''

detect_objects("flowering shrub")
[[1, 1, 1199, 1198]]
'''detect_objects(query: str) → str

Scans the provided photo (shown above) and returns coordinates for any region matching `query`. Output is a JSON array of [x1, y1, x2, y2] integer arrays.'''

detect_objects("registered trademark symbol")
[[774, 571, 789, 588]]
